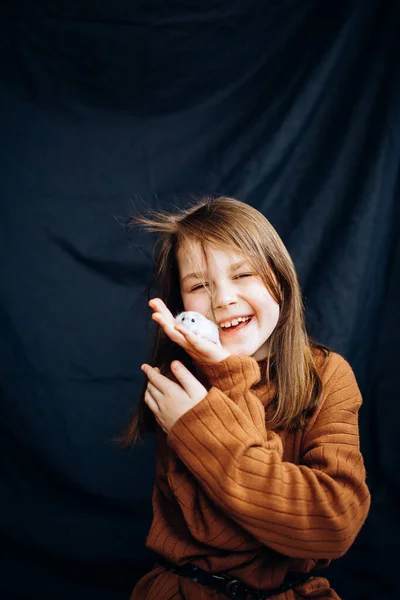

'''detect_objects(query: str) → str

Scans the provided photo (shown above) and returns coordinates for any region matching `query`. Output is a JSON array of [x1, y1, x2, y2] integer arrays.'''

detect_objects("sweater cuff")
[[168, 387, 265, 452], [196, 355, 261, 393]]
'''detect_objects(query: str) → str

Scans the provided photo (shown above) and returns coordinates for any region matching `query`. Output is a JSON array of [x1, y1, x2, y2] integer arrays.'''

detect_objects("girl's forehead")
[[177, 242, 249, 274]]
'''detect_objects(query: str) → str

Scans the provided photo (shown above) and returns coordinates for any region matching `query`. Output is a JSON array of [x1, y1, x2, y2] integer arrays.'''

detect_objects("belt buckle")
[[186, 564, 200, 582], [225, 579, 240, 598], [225, 579, 258, 600]]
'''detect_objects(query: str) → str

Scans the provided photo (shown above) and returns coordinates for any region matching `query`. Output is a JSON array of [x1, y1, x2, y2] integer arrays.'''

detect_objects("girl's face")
[[177, 243, 280, 360]]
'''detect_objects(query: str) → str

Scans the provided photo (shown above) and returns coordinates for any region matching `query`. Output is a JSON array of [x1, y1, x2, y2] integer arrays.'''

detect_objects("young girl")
[[126, 197, 370, 600]]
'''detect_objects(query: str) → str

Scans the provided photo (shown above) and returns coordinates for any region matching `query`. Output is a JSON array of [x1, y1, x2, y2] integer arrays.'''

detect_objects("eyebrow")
[[180, 260, 249, 282]]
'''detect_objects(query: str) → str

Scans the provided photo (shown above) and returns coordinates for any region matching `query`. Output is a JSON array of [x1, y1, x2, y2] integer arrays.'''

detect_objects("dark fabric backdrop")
[[0, 1, 399, 599]]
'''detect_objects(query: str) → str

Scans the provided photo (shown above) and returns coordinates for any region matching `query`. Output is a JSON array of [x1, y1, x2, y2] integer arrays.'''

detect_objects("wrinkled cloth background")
[[0, 2, 399, 599]]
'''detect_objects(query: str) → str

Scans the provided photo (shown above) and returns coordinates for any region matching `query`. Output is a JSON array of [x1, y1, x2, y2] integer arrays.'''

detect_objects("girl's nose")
[[212, 282, 238, 309]]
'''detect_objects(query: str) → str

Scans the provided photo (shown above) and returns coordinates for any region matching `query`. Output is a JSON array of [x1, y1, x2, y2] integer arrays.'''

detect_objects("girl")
[[126, 197, 370, 600]]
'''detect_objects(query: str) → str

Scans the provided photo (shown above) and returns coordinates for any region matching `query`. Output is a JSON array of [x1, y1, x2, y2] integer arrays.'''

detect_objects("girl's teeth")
[[220, 316, 251, 328]]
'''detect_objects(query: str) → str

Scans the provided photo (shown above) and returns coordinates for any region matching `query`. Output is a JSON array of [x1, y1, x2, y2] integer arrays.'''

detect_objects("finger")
[[142, 364, 172, 392], [149, 298, 175, 323], [152, 312, 177, 332], [170, 361, 207, 400], [147, 381, 163, 401], [174, 324, 204, 343], [144, 389, 159, 413], [174, 324, 218, 351], [152, 313, 189, 346]]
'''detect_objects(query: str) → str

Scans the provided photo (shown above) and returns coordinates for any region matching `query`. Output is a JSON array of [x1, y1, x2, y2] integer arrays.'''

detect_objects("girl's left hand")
[[142, 361, 207, 434]]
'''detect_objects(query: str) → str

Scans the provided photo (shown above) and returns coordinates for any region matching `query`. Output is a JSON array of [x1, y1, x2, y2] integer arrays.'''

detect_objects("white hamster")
[[175, 311, 220, 345]]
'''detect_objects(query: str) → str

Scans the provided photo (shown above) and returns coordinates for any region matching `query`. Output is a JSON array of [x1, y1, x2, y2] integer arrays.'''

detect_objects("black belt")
[[156, 556, 312, 600]]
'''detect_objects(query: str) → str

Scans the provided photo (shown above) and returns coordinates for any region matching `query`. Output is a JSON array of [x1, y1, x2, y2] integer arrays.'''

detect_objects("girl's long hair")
[[123, 196, 328, 445]]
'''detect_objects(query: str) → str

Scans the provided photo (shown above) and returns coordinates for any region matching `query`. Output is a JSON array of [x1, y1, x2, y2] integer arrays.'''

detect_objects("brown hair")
[[123, 196, 328, 445]]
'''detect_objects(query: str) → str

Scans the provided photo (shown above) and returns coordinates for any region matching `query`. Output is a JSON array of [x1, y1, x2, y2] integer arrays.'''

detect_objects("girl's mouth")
[[219, 316, 253, 336]]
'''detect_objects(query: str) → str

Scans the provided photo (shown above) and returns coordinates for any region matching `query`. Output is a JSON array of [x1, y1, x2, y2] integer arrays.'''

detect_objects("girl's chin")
[[220, 340, 269, 360], [221, 342, 257, 357]]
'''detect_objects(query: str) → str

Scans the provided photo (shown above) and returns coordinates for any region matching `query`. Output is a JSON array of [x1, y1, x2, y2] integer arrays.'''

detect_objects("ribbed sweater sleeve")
[[167, 354, 371, 560]]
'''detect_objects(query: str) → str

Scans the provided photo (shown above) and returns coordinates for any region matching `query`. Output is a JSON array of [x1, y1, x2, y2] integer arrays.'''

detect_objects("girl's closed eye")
[[190, 282, 209, 292], [190, 274, 252, 290]]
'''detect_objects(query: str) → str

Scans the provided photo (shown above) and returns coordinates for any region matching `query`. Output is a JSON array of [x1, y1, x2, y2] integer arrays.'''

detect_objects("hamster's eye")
[[191, 318, 195, 322], [181, 316, 185, 320]]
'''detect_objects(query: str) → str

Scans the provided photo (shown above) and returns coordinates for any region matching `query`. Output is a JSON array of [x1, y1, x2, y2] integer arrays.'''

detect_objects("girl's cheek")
[[255, 285, 278, 304], [181, 292, 197, 311], [183, 293, 210, 315]]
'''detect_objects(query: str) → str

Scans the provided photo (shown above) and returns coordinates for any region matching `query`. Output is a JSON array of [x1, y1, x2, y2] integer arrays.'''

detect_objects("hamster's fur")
[[175, 311, 220, 344]]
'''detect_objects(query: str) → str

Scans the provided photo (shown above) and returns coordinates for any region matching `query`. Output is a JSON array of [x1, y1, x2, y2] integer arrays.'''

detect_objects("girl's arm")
[[144, 360, 271, 552], [166, 353, 371, 560]]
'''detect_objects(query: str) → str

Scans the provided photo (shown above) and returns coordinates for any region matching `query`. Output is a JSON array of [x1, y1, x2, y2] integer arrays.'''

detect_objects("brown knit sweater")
[[132, 351, 371, 600]]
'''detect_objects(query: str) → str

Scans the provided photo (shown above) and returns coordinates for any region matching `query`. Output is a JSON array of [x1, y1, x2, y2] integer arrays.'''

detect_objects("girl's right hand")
[[149, 298, 230, 364]]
